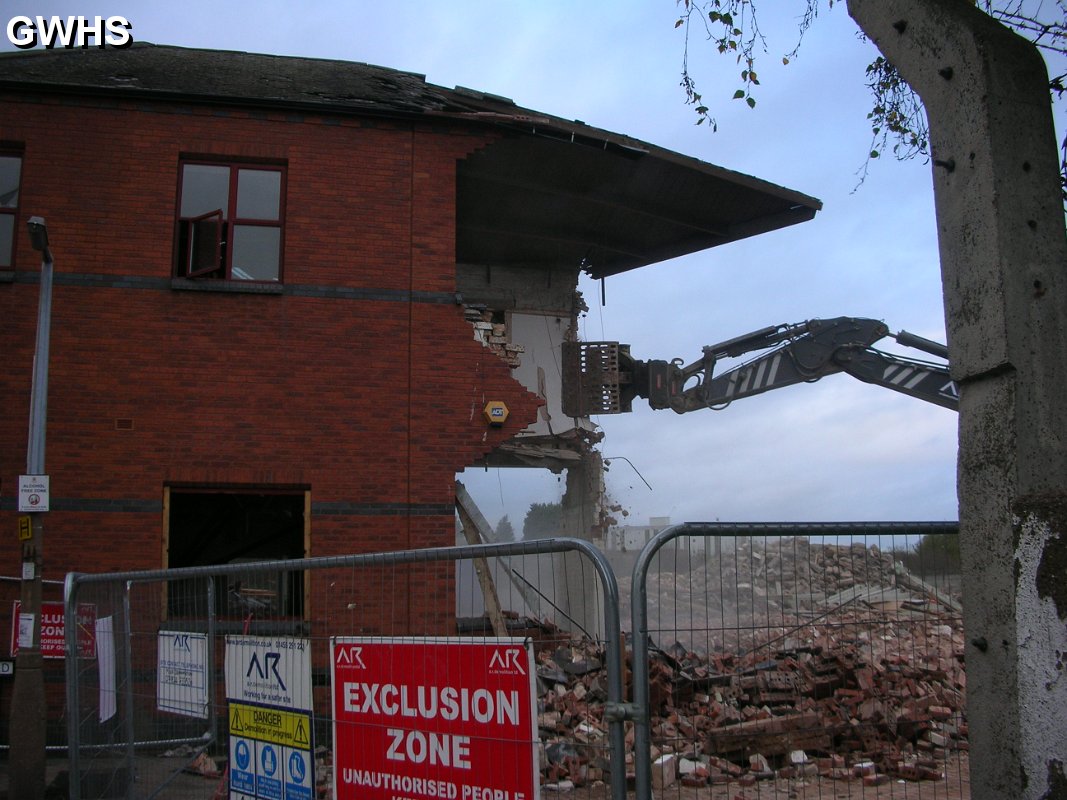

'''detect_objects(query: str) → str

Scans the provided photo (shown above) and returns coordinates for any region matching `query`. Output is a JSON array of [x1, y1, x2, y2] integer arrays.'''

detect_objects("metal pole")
[[10, 217, 54, 800], [122, 582, 137, 799], [64, 573, 84, 800]]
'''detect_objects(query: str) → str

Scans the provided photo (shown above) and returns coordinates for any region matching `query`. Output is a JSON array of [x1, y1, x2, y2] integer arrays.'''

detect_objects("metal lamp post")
[[10, 215, 54, 800]]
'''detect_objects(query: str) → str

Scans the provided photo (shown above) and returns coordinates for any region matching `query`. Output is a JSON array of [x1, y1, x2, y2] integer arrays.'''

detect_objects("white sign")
[[225, 635, 314, 800], [18, 475, 49, 512], [96, 616, 116, 722], [225, 635, 312, 711], [17, 613, 34, 649], [157, 631, 209, 718]]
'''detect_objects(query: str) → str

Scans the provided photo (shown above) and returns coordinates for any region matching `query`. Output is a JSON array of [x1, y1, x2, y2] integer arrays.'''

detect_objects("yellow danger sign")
[[228, 702, 311, 748]]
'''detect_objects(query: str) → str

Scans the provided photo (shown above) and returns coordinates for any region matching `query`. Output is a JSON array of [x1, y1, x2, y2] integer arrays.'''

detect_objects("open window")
[[185, 209, 224, 278], [175, 161, 285, 281], [164, 488, 308, 624]]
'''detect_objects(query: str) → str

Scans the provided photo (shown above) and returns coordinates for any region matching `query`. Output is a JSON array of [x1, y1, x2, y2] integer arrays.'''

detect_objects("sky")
[[7, 2, 1059, 533]]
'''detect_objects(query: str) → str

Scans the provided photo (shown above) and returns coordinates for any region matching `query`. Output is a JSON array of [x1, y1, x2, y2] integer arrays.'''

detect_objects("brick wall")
[[0, 93, 543, 634]]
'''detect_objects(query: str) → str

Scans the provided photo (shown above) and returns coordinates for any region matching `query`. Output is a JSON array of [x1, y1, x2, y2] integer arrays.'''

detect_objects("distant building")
[[605, 517, 694, 552]]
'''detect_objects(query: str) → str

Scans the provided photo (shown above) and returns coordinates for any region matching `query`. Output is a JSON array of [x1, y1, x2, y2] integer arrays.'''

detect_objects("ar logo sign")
[[247, 651, 287, 691], [172, 633, 191, 652], [489, 647, 526, 675], [335, 646, 366, 668]]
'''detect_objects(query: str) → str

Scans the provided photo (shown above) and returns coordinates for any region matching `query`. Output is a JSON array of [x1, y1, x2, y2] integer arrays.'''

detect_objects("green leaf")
[[733, 89, 746, 99], [746, 97, 756, 108], [675, 18, 685, 28], [870, 150, 880, 158]]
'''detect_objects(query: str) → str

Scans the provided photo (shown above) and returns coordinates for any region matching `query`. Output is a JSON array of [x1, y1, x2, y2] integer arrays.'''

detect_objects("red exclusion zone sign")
[[331, 637, 539, 800], [10, 600, 96, 659]]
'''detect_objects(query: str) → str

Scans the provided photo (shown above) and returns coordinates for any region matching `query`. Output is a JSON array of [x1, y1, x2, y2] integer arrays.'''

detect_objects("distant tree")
[[674, 0, 1067, 197], [523, 502, 564, 539], [495, 515, 516, 542], [896, 532, 961, 575]]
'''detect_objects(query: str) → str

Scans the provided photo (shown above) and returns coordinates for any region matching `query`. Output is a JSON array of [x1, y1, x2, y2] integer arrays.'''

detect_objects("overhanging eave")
[[456, 123, 822, 278]]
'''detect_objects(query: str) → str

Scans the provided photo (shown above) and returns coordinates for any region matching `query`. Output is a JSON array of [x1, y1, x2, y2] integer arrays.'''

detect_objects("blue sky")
[[7, 2, 1015, 529]]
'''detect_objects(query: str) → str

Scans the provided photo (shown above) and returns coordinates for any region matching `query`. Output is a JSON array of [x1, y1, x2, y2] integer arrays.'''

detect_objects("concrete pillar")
[[557, 451, 606, 639], [847, 2, 1067, 796]]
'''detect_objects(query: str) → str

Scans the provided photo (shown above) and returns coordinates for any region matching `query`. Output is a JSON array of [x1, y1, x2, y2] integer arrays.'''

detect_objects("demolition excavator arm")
[[561, 316, 958, 417]]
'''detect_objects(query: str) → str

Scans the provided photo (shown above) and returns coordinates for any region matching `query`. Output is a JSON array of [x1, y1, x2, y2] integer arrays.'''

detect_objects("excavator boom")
[[561, 316, 958, 416]]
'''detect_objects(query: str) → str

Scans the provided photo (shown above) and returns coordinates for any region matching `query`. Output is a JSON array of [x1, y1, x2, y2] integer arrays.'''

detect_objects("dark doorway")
[[166, 489, 306, 619]]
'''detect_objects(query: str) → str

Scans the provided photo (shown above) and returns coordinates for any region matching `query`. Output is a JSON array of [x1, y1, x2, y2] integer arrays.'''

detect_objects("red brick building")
[[0, 44, 818, 642]]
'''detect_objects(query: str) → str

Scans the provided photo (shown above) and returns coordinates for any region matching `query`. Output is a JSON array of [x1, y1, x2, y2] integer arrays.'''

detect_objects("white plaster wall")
[[508, 311, 593, 438]]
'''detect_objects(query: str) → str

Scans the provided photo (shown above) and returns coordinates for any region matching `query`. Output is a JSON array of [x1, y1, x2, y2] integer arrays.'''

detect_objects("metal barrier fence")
[[62, 539, 626, 800], [630, 522, 967, 800], [57, 523, 969, 800]]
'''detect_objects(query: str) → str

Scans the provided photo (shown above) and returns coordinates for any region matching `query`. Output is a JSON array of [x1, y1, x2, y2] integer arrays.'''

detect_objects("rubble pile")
[[535, 538, 967, 790], [535, 643, 615, 789], [620, 537, 940, 648], [642, 612, 966, 789]]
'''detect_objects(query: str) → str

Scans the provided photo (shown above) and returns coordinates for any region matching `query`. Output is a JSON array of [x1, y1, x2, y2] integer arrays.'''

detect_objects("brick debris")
[[533, 537, 966, 791]]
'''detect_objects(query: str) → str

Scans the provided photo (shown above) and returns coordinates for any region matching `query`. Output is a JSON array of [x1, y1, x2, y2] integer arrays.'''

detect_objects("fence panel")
[[63, 539, 625, 800], [629, 522, 968, 800]]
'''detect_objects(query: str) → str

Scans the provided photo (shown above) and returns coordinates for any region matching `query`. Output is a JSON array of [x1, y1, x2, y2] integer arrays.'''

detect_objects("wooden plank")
[[454, 483, 508, 637]]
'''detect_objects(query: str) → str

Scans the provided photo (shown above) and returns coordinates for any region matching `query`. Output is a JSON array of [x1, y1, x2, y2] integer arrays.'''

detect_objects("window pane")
[[236, 169, 281, 220], [231, 225, 280, 281], [0, 156, 20, 208], [0, 214, 13, 267], [180, 164, 229, 218], [188, 214, 223, 277]]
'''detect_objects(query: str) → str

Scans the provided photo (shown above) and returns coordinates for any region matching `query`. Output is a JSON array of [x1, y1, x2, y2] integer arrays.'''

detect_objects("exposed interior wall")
[[457, 261, 597, 442], [457, 262, 578, 312], [457, 260, 610, 635]]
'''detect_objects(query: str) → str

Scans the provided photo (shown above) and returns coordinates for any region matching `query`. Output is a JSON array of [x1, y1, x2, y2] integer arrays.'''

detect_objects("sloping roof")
[[0, 43, 450, 114], [0, 43, 821, 278]]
